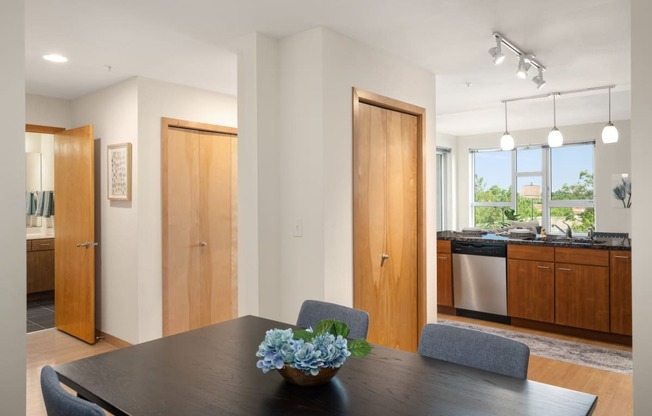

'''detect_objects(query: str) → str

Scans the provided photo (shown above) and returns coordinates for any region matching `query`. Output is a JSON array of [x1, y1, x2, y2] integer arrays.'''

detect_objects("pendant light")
[[548, 94, 563, 148], [602, 87, 619, 143], [500, 101, 515, 151]]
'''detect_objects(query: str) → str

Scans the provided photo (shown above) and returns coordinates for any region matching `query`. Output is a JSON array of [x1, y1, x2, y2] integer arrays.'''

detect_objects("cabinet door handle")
[[537, 265, 550, 269], [381, 253, 390, 267], [438, 256, 448, 260], [200, 241, 208, 248], [614, 255, 630, 259], [558, 267, 572, 271]]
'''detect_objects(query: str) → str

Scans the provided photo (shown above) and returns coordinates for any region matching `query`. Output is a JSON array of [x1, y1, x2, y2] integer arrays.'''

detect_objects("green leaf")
[[292, 329, 314, 342], [314, 319, 336, 336], [348, 339, 372, 358], [330, 321, 350, 338]]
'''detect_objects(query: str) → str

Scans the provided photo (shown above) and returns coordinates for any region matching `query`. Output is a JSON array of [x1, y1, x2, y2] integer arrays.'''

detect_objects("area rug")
[[437, 318, 633, 375]]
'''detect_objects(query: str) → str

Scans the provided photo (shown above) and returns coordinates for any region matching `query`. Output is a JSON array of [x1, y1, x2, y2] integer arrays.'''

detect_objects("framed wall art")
[[107, 143, 132, 201]]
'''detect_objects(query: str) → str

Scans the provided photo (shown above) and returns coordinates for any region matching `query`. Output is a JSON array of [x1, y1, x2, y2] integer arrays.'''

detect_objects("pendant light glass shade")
[[500, 133, 515, 150], [601, 87, 619, 144], [602, 122, 619, 143], [548, 94, 563, 147], [500, 102, 514, 150], [548, 128, 563, 147]]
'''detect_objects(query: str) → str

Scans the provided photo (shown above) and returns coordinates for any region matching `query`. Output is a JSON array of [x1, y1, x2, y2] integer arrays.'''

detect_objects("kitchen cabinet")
[[610, 251, 632, 335], [507, 245, 555, 323], [437, 240, 453, 307], [27, 238, 54, 294], [554, 247, 610, 332]]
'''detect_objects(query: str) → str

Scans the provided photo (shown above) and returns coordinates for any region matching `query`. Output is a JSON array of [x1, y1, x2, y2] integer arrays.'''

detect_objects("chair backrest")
[[41, 365, 105, 416], [296, 300, 370, 339], [417, 324, 530, 379]]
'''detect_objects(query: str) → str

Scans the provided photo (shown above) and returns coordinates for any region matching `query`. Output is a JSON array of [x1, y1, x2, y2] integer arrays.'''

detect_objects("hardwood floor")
[[27, 319, 632, 416], [27, 328, 117, 416], [441, 314, 633, 416]]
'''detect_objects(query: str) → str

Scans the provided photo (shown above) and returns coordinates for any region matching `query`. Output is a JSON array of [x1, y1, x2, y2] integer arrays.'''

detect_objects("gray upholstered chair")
[[296, 300, 370, 339], [417, 324, 530, 379], [41, 365, 105, 416]]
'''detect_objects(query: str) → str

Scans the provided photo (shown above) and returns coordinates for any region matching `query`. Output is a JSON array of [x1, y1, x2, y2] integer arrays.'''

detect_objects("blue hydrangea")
[[256, 327, 351, 375]]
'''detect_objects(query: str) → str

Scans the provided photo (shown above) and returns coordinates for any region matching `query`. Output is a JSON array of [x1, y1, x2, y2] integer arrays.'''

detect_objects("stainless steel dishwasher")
[[452, 240, 507, 316]]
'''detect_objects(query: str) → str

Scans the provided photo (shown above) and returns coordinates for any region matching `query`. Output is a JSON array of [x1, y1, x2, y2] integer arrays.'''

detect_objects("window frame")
[[470, 141, 595, 233]]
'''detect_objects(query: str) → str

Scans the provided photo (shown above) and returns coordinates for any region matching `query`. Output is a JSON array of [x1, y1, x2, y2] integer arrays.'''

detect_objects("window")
[[471, 142, 594, 233], [436, 148, 450, 231]]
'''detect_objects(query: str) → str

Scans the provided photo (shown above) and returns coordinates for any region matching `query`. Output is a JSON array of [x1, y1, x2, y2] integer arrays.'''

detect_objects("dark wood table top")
[[55, 315, 597, 416]]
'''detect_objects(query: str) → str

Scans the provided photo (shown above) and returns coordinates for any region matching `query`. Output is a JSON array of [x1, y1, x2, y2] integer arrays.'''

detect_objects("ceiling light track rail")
[[501, 84, 616, 104]]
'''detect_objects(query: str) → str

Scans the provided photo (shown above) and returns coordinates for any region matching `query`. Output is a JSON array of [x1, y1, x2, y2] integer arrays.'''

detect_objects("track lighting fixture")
[[548, 94, 563, 148], [602, 87, 619, 143], [532, 68, 546, 89], [498, 85, 616, 150], [491, 32, 546, 88], [489, 35, 506, 65], [500, 102, 515, 151]]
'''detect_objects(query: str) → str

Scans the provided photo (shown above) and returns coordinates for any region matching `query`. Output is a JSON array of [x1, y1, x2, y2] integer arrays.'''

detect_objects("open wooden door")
[[54, 125, 96, 344]]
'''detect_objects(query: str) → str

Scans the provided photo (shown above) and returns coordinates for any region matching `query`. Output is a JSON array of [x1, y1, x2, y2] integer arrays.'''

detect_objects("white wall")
[[71, 78, 140, 344], [0, 0, 25, 413], [137, 77, 237, 341], [454, 120, 631, 233], [278, 28, 326, 320], [632, 0, 652, 413], [240, 27, 439, 324], [26, 94, 72, 128]]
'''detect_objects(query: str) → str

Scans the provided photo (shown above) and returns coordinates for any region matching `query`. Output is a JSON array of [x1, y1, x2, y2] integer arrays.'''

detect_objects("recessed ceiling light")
[[43, 54, 68, 63]]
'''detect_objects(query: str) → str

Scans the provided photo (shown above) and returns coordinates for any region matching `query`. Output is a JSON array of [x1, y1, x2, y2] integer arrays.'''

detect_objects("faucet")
[[552, 222, 573, 238]]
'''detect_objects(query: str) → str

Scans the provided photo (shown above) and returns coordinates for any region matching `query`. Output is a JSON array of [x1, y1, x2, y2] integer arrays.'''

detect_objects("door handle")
[[614, 255, 630, 259], [558, 267, 572, 271], [76, 241, 99, 248], [537, 265, 550, 269], [381, 253, 389, 266], [200, 241, 208, 248]]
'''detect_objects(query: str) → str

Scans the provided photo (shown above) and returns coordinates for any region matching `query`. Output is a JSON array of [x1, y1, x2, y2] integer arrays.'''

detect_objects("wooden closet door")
[[385, 110, 418, 352], [199, 132, 237, 327], [354, 102, 418, 352], [163, 120, 238, 337], [163, 127, 201, 335], [354, 102, 388, 347]]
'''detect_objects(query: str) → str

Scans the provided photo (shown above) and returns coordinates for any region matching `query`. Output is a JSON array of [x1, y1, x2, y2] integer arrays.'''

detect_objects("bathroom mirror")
[[25, 152, 42, 227]]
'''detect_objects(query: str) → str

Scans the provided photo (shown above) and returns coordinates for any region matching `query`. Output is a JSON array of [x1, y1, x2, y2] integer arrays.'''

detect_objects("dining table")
[[54, 315, 597, 415]]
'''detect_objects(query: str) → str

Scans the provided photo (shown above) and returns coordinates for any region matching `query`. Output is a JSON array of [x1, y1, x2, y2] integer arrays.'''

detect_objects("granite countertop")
[[437, 230, 631, 251]]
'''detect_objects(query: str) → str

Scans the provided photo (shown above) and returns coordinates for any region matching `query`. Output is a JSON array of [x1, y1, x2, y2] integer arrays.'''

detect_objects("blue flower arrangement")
[[256, 319, 372, 376]]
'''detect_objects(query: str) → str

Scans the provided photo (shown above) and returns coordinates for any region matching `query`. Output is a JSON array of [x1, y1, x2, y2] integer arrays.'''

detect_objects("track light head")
[[532, 68, 546, 89], [489, 36, 505, 65], [516, 55, 531, 79]]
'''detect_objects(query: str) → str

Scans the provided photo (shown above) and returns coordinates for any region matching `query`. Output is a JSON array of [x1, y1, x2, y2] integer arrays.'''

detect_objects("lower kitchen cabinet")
[[555, 262, 609, 332], [610, 251, 632, 335], [27, 238, 55, 294], [437, 240, 453, 307], [507, 259, 555, 323]]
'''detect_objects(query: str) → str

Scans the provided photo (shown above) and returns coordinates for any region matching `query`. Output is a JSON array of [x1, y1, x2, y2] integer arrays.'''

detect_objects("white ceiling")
[[25, 0, 631, 136]]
